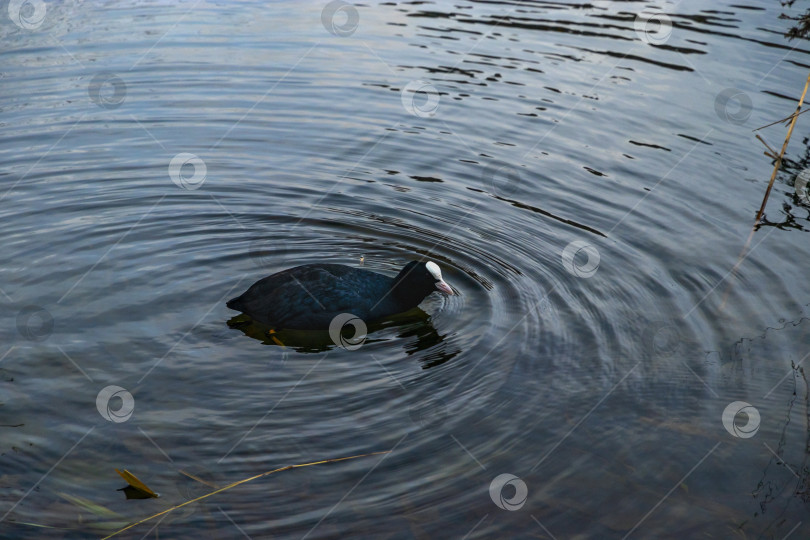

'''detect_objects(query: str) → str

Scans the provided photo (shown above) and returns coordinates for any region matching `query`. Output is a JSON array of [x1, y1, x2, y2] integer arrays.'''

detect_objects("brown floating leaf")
[[115, 469, 159, 499]]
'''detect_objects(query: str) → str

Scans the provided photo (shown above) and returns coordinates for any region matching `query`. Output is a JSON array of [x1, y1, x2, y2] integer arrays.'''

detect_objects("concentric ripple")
[[2, 0, 810, 538]]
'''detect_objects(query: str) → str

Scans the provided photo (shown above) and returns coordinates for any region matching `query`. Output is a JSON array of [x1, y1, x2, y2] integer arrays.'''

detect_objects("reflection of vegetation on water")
[[752, 364, 810, 535], [781, 0, 810, 40], [719, 312, 810, 537], [756, 136, 810, 232]]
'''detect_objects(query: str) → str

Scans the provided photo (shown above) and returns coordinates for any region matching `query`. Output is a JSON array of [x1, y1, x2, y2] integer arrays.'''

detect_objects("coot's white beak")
[[435, 280, 454, 295], [426, 261, 453, 295]]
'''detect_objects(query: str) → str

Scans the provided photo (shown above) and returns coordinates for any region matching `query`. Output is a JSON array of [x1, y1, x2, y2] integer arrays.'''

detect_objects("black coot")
[[227, 260, 454, 330]]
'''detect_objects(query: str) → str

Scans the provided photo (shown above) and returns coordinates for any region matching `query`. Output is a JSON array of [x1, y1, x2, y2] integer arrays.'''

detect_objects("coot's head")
[[394, 260, 454, 300]]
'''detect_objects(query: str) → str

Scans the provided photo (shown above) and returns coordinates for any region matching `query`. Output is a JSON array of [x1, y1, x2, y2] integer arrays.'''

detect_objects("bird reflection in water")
[[227, 308, 459, 368]]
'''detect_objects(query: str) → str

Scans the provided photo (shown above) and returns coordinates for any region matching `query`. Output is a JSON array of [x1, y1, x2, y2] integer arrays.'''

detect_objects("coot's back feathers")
[[227, 260, 453, 330]]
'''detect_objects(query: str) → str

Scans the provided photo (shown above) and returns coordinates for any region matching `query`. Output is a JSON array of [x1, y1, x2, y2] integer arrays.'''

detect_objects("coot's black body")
[[227, 260, 453, 330]]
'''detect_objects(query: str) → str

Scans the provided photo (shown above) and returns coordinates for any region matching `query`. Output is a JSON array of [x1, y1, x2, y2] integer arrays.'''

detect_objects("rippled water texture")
[[2, 0, 810, 538]]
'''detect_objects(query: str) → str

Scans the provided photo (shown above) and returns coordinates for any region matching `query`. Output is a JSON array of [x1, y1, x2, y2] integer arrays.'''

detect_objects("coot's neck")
[[387, 268, 422, 309]]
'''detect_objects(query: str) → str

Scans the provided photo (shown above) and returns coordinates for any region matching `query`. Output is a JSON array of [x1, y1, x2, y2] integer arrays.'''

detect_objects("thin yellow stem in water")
[[753, 106, 810, 132], [755, 74, 810, 223], [755, 134, 778, 158], [101, 450, 390, 540], [721, 73, 810, 309]]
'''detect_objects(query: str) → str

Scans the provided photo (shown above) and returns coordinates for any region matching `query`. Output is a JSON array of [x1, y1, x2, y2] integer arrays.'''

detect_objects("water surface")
[[2, 0, 810, 538]]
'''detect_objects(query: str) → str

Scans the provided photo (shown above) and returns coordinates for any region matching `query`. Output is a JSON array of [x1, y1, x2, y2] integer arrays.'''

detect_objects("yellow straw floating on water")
[[101, 450, 390, 539]]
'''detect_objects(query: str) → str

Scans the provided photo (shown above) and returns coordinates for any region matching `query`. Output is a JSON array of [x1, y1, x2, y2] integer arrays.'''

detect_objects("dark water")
[[2, 0, 810, 538]]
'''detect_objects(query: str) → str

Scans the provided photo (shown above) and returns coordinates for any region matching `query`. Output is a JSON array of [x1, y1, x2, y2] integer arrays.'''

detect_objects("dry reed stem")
[[101, 450, 390, 539], [720, 73, 810, 309]]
